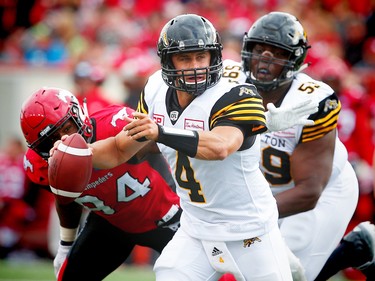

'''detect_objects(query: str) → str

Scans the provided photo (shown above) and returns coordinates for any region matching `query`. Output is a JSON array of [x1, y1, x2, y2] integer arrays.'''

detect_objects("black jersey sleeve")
[[210, 84, 267, 136], [300, 93, 340, 143]]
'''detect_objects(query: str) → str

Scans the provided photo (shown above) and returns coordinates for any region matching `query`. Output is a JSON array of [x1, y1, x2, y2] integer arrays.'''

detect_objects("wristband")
[[60, 226, 78, 242], [157, 125, 199, 157], [60, 240, 74, 246]]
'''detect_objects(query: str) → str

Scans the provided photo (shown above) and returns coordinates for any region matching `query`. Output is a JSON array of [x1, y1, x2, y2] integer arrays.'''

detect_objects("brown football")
[[48, 133, 92, 204]]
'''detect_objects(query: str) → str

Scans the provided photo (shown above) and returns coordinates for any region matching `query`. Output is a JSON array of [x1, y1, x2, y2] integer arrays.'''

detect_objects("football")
[[48, 133, 92, 204]]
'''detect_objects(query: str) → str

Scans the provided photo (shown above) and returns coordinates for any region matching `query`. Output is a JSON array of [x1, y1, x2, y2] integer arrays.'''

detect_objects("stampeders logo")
[[85, 172, 113, 190], [184, 118, 204, 131], [153, 114, 164, 125], [23, 155, 33, 173], [111, 108, 129, 127]]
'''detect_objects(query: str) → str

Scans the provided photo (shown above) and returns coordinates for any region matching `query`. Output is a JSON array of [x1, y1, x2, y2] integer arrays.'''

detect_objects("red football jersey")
[[24, 105, 180, 233], [336, 89, 374, 165]]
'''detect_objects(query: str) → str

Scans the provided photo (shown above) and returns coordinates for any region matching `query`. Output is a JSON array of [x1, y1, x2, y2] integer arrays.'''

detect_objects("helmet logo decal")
[[162, 31, 169, 47], [56, 89, 74, 103]]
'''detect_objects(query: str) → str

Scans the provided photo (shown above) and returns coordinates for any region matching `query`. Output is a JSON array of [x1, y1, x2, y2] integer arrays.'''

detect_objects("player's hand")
[[124, 112, 159, 141], [49, 135, 69, 159], [53, 242, 72, 277], [265, 99, 318, 132]]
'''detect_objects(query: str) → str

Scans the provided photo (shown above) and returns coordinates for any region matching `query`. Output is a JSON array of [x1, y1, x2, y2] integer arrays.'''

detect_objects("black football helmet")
[[241, 12, 310, 92], [157, 14, 223, 96]]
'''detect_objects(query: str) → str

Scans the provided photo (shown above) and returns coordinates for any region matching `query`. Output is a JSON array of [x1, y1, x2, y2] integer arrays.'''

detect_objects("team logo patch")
[[170, 111, 179, 121], [23, 155, 33, 173], [153, 114, 165, 125], [110, 108, 129, 127], [324, 99, 338, 112], [243, 237, 261, 248], [239, 86, 256, 97], [184, 118, 204, 131]]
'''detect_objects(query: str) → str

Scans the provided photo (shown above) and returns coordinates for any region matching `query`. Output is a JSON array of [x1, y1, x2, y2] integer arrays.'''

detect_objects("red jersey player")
[[20, 87, 181, 281]]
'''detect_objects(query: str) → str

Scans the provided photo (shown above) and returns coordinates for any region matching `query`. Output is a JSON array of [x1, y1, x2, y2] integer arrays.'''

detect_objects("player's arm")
[[187, 125, 245, 160], [53, 200, 83, 276], [55, 200, 82, 246], [274, 92, 341, 217], [55, 200, 83, 232], [125, 85, 267, 159], [123, 112, 247, 160], [275, 130, 335, 217], [89, 130, 149, 169], [50, 131, 150, 169]]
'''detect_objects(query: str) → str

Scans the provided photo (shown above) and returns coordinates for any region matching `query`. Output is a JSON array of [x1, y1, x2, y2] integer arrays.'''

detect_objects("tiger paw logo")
[[243, 237, 261, 248], [324, 99, 339, 112]]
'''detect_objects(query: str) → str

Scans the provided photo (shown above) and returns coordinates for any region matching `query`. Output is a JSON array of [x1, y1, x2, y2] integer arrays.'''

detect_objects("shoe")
[[343, 221, 375, 270]]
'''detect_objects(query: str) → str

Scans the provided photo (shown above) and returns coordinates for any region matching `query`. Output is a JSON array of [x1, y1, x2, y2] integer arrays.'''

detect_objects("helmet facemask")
[[161, 50, 222, 96], [158, 14, 223, 96], [242, 44, 296, 92], [241, 12, 309, 92]]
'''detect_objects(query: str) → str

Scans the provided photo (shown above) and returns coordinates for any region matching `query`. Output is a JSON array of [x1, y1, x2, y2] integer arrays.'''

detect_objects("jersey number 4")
[[75, 172, 151, 214], [175, 152, 205, 203]]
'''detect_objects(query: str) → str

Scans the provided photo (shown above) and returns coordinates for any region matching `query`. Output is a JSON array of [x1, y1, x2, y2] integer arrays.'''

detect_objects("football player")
[[239, 11, 359, 281], [20, 87, 182, 281], [120, 14, 316, 281], [47, 14, 317, 280]]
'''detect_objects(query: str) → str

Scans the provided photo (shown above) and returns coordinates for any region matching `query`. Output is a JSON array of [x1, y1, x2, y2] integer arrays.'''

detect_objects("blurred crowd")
[[0, 0, 374, 279], [0, 137, 54, 260]]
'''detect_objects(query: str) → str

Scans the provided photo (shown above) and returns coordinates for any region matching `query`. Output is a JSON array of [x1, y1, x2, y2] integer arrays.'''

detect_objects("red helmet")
[[20, 87, 93, 159]]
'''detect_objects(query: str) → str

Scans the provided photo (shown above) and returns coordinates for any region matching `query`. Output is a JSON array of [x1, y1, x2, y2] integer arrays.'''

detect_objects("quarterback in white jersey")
[[124, 14, 298, 281], [240, 12, 359, 281]]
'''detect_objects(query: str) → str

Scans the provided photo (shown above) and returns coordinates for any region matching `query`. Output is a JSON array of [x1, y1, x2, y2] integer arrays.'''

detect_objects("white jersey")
[[259, 72, 348, 195], [223, 60, 358, 280], [260, 73, 358, 281], [138, 67, 279, 241]]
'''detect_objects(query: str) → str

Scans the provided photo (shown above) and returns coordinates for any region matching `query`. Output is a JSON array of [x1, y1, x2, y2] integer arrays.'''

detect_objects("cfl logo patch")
[[243, 237, 261, 248], [239, 86, 256, 97], [170, 111, 179, 122]]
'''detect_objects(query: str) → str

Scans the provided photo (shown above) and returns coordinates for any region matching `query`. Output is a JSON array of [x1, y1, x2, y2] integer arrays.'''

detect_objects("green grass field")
[[0, 259, 155, 281], [0, 258, 362, 281]]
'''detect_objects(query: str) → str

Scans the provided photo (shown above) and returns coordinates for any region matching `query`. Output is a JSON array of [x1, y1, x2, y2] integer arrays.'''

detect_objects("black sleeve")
[[210, 84, 267, 136]]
